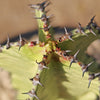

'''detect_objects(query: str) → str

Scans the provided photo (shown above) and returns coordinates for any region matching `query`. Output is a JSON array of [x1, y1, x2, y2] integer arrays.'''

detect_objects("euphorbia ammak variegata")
[[1, 1, 100, 100]]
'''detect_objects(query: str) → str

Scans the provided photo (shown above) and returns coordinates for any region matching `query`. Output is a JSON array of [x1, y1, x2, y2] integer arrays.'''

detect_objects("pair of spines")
[[58, 16, 99, 43], [29, 0, 52, 40], [23, 54, 49, 100], [5, 34, 26, 51], [55, 48, 95, 88]]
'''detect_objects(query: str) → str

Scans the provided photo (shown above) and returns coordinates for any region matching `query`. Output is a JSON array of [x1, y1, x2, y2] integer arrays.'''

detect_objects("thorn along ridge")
[[24, 2, 100, 98], [30, 74, 43, 87], [22, 89, 40, 100], [2, 1, 100, 100], [58, 27, 74, 42], [6, 35, 11, 49], [29, 0, 50, 12], [18, 34, 27, 51], [76, 23, 88, 36]]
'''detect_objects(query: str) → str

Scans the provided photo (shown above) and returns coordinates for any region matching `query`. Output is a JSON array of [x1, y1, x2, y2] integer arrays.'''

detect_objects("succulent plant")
[[1, 1, 100, 100]]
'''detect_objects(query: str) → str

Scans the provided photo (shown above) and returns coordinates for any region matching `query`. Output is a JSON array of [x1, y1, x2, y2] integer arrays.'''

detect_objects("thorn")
[[78, 23, 88, 36], [22, 92, 28, 94], [30, 78, 33, 81], [64, 27, 74, 41], [47, 14, 54, 19], [18, 45, 21, 51], [81, 61, 94, 77], [65, 50, 72, 53], [40, 0, 49, 7], [74, 49, 80, 58], [34, 95, 40, 100], [19, 34, 22, 40], [95, 73, 100, 77], [90, 15, 96, 23], [81, 30, 88, 36], [34, 16, 41, 19], [37, 61, 48, 71], [64, 27, 68, 35], [22, 89, 39, 99], [28, 4, 39, 9], [69, 37, 74, 41], [92, 22, 98, 28], [88, 74, 95, 88], [82, 71, 85, 77], [18, 34, 22, 51], [43, 65, 49, 69], [88, 80, 91, 88], [36, 60, 40, 64], [78, 23, 82, 29], [31, 74, 43, 87], [86, 15, 96, 30], [89, 29, 96, 36], [87, 61, 94, 67], [88, 15, 96, 26], [6, 35, 11, 49], [69, 50, 80, 68], [38, 81, 44, 87], [44, 1, 51, 8], [18, 34, 26, 51], [62, 50, 70, 56], [28, 0, 50, 12], [69, 60, 74, 69], [48, 25, 51, 28]]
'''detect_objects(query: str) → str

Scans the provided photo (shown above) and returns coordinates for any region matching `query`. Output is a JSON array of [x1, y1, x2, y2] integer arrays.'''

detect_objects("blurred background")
[[0, 0, 100, 43], [1, 0, 100, 100]]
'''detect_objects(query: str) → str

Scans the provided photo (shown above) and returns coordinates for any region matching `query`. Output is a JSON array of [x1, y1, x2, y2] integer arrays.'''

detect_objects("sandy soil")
[[0, 68, 16, 100], [0, 0, 100, 42]]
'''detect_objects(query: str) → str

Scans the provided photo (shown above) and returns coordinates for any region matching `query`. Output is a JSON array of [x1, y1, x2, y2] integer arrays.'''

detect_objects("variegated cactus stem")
[[88, 73, 100, 88], [22, 53, 49, 100], [1, 0, 100, 100], [29, 0, 54, 44]]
